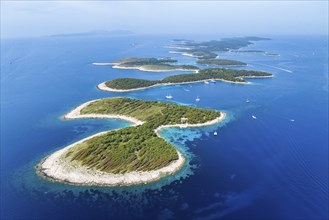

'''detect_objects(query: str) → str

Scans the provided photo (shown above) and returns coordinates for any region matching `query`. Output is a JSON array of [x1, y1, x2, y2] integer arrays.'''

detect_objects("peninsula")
[[98, 68, 272, 92], [37, 97, 225, 186], [93, 57, 199, 72]]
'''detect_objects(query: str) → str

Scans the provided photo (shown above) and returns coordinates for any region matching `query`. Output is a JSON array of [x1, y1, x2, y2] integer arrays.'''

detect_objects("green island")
[[67, 98, 220, 173], [102, 68, 272, 91], [37, 97, 223, 186], [170, 36, 270, 59], [232, 50, 265, 53], [196, 59, 247, 66], [110, 57, 199, 71]]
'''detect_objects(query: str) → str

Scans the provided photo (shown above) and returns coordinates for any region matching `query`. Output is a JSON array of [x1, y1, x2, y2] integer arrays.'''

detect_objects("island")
[[92, 57, 199, 72], [98, 68, 273, 92], [265, 52, 280, 56], [196, 59, 247, 66], [232, 50, 266, 53], [36, 97, 225, 186], [168, 36, 270, 59], [232, 50, 280, 56]]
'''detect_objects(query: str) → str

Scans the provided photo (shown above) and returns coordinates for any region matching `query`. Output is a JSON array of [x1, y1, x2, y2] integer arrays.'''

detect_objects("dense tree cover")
[[113, 57, 177, 66], [140, 64, 199, 71], [111, 57, 198, 71], [105, 78, 160, 90], [104, 68, 272, 90], [65, 98, 221, 173], [186, 50, 218, 59], [197, 59, 247, 66], [172, 36, 270, 59]]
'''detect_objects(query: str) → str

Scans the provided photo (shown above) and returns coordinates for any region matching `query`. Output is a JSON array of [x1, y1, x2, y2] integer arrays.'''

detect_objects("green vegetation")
[[140, 64, 199, 71], [104, 68, 272, 90], [171, 37, 270, 59], [64, 98, 221, 174], [112, 57, 199, 71], [113, 57, 177, 66], [179, 50, 218, 59], [197, 59, 247, 66], [106, 78, 159, 90]]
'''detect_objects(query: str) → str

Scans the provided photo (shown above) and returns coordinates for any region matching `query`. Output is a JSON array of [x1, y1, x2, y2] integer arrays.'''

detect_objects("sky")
[[1, 1, 328, 38]]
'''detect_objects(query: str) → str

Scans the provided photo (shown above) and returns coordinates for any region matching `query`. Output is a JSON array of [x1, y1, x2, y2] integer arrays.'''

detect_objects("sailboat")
[[214, 131, 218, 136], [165, 94, 173, 99], [196, 95, 200, 102]]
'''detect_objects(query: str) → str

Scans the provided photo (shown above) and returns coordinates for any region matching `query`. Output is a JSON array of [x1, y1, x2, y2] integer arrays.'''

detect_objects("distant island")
[[265, 53, 280, 56], [168, 36, 270, 59], [36, 97, 225, 186], [98, 68, 273, 92], [196, 59, 247, 66], [232, 50, 265, 53], [93, 57, 199, 72], [232, 50, 280, 56]]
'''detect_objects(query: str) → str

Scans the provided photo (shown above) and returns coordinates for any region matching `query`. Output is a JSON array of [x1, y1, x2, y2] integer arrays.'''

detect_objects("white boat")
[[290, 119, 295, 122], [204, 80, 210, 84], [196, 96, 200, 102], [165, 94, 173, 99], [214, 131, 218, 136], [252, 115, 257, 119], [246, 99, 250, 103], [210, 79, 216, 83]]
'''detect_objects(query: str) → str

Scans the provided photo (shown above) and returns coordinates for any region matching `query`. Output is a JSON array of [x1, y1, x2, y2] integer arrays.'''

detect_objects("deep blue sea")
[[1, 34, 328, 220]]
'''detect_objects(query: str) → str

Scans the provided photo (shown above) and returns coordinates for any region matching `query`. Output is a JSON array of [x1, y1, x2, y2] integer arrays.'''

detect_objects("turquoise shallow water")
[[1, 35, 328, 219]]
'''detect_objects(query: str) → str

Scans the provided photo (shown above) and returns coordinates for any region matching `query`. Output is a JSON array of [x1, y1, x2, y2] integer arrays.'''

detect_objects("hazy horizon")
[[1, 1, 328, 39]]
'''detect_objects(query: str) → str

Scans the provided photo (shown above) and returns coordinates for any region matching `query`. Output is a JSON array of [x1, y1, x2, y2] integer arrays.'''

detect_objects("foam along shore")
[[37, 99, 225, 186]]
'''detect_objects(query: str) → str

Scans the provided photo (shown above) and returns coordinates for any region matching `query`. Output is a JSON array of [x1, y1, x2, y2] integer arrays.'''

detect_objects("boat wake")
[[249, 62, 293, 73]]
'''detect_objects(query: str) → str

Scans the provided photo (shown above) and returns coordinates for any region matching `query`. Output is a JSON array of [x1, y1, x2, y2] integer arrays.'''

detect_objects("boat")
[[252, 115, 257, 119], [290, 119, 295, 122], [246, 99, 250, 103], [204, 80, 210, 84], [210, 79, 216, 83], [165, 94, 173, 99], [214, 131, 218, 136], [196, 96, 200, 102]]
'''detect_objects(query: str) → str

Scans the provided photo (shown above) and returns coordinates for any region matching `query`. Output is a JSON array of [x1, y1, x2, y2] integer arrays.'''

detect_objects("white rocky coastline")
[[37, 99, 226, 186]]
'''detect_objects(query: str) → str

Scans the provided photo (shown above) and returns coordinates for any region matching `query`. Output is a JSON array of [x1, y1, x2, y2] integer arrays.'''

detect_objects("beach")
[[36, 100, 226, 187]]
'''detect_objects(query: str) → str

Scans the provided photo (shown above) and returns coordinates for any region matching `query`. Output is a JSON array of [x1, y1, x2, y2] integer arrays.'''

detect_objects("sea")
[[1, 34, 328, 220]]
